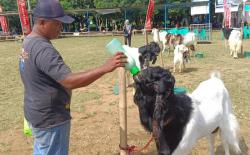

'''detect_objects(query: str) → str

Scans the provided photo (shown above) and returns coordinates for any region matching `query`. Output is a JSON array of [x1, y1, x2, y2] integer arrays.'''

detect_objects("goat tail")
[[210, 71, 221, 79], [221, 113, 241, 154]]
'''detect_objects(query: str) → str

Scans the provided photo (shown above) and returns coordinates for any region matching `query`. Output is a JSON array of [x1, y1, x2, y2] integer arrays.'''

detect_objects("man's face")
[[43, 19, 62, 39]]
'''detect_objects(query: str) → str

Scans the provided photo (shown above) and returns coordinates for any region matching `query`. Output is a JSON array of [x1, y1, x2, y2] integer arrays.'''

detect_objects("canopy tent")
[[0, 2, 213, 33], [0, 8, 121, 16], [191, 0, 210, 16], [0, 8, 121, 32]]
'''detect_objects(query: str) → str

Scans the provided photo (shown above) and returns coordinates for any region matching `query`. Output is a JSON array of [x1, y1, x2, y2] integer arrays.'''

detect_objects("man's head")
[[32, 0, 74, 39], [125, 19, 129, 25]]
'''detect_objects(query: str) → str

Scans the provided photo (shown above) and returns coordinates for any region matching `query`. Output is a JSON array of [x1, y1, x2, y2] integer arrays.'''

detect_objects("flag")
[[0, 16, 9, 33], [17, 0, 31, 35], [224, 0, 231, 28], [145, 0, 155, 30], [0, 6, 9, 33]]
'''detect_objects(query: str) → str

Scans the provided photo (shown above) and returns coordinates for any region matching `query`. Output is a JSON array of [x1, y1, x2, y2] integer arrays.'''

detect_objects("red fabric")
[[0, 16, 9, 33], [17, 0, 31, 35], [145, 0, 155, 30], [224, 0, 231, 28]]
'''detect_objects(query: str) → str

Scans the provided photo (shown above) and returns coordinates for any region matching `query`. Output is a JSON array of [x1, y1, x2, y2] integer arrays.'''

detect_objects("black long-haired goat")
[[133, 67, 241, 155]]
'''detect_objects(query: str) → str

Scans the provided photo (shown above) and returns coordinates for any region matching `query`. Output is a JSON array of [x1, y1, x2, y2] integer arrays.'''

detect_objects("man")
[[19, 0, 126, 155], [123, 19, 132, 46]]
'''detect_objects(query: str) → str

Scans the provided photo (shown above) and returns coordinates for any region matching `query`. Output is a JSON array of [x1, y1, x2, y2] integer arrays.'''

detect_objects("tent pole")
[[165, 4, 167, 29], [124, 9, 127, 20]]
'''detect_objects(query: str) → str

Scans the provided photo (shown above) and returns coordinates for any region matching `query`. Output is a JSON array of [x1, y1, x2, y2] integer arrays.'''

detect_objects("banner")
[[191, 5, 209, 15], [145, 0, 155, 30], [0, 16, 9, 33], [17, 0, 31, 35], [224, 0, 232, 27], [0, 5, 9, 33], [215, 0, 240, 13]]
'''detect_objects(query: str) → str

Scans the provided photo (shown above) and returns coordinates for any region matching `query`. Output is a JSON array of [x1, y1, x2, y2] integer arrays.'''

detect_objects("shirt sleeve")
[[35, 47, 71, 82]]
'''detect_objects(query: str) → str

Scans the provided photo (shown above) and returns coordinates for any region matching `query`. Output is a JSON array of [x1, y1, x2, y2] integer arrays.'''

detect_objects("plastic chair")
[[221, 30, 224, 40], [168, 28, 178, 35], [243, 26, 248, 40], [193, 29, 199, 37], [247, 27, 250, 39], [182, 28, 189, 35], [200, 29, 206, 40]]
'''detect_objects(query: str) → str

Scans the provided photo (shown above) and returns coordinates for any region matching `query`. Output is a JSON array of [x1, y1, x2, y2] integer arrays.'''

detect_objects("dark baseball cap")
[[33, 0, 74, 24]]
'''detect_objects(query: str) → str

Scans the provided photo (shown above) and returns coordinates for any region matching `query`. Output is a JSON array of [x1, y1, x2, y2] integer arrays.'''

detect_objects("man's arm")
[[59, 52, 127, 89]]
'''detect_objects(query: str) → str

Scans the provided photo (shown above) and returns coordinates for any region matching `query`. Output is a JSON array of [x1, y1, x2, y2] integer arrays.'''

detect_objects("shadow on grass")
[[164, 66, 198, 74], [215, 137, 248, 155], [183, 67, 198, 73]]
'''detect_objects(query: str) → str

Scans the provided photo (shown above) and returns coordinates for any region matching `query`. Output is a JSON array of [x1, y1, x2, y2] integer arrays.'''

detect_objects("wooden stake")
[[119, 67, 127, 155], [145, 30, 149, 45]]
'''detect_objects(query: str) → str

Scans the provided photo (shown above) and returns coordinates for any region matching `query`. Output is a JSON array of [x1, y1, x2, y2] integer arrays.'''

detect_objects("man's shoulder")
[[24, 36, 52, 48], [24, 36, 54, 53]]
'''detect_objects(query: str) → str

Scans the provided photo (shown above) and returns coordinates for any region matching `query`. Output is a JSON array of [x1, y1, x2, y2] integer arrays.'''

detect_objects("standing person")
[[123, 19, 132, 46], [19, 0, 127, 155]]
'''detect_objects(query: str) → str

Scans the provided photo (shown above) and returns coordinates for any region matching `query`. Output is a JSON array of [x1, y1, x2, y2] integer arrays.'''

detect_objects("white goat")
[[173, 72, 241, 155], [228, 30, 242, 59], [182, 32, 197, 56], [173, 44, 189, 73], [151, 28, 169, 53]]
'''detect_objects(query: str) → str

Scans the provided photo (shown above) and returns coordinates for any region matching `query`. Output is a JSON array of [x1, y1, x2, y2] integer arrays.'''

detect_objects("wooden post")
[[119, 67, 127, 155], [241, 1, 246, 54], [145, 29, 149, 45]]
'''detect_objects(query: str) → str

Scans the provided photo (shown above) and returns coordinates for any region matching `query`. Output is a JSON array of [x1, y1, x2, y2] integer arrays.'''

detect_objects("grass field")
[[0, 31, 249, 155]]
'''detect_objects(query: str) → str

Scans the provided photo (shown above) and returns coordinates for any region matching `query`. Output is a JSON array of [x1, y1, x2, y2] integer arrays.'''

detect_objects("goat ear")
[[154, 94, 166, 129], [152, 55, 157, 64], [154, 74, 175, 95], [139, 55, 144, 69]]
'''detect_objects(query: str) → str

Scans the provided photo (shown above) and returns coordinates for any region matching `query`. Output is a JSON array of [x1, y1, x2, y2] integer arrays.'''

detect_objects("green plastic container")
[[174, 87, 187, 95], [106, 38, 140, 76], [24, 118, 32, 136], [244, 51, 250, 57], [195, 52, 204, 58]]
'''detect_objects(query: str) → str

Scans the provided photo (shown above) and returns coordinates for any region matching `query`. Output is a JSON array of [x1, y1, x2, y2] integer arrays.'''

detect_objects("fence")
[[190, 23, 212, 43]]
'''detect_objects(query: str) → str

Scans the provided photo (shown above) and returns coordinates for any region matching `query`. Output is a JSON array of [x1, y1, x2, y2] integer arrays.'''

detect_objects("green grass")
[[1, 33, 250, 131]]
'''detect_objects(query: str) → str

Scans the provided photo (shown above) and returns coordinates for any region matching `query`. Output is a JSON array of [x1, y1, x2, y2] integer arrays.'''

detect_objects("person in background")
[[123, 19, 132, 47], [19, 0, 127, 155]]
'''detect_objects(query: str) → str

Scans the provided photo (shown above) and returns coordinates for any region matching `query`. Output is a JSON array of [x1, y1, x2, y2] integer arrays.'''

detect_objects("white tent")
[[191, 0, 209, 15]]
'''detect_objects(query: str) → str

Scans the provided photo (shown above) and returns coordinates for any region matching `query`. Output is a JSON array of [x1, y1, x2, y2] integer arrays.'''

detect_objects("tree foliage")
[[0, 0, 17, 11], [0, 0, 217, 33]]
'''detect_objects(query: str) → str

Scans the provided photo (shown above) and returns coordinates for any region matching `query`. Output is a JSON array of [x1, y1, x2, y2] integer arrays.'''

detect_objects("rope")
[[119, 135, 154, 155]]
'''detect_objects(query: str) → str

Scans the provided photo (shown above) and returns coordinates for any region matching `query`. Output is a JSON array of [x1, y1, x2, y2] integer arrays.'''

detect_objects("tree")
[[0, 0, 17, 11]]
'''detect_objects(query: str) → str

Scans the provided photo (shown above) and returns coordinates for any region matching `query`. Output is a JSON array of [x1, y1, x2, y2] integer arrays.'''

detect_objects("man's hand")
[[102, 52, 127, 73]]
